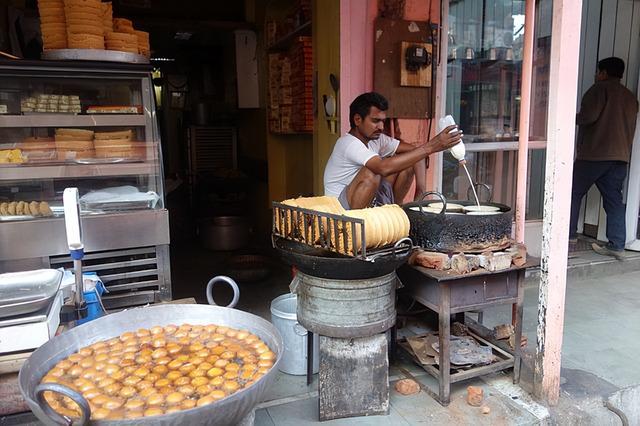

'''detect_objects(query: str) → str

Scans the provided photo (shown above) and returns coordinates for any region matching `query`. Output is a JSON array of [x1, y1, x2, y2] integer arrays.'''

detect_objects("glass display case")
[[0, 61, 170, 308], [443, 0, 551, 220]]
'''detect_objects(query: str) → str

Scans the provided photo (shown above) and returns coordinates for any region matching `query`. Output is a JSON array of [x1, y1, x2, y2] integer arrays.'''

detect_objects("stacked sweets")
[[55, 128, 95, 160], [37, 0, 151, 57], [38, 0, 68, 50], [64, 0, 104, 50]]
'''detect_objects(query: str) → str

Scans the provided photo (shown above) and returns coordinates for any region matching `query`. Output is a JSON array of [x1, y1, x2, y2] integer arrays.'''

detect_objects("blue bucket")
[[76, 273, 106, 325]]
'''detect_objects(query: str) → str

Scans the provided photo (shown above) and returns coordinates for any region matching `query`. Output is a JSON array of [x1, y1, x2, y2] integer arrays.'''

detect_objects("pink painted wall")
[[340, 0, 441, 201]]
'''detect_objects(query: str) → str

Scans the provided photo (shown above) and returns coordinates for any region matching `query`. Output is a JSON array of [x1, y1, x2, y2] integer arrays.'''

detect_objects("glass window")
[[444, 0, 551, 218], [441, 148, 545, 219]]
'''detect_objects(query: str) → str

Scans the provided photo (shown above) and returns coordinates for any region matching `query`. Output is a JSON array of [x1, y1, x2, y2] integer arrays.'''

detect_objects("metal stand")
[[307, 331, 314, 385], [396, 260, 536, 406]]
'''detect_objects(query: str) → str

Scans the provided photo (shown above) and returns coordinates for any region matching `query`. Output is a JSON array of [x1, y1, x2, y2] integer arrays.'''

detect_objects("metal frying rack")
[[272, 201, 412, 261]]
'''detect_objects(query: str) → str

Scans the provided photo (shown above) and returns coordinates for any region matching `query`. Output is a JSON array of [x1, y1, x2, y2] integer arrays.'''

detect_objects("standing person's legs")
[[569, 160, 601, 239], [594, 161, 628, 250]]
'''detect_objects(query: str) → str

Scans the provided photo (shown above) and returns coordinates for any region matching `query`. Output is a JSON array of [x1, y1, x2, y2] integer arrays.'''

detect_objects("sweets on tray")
[[0, 149, 25, 163], [86, 105, 142, 114], [21, 94, 81, 113], [94, 140, 146, 159], [39, 323, 275, 420], [19, 137, 57, 162], [0, 201, 53, 216]]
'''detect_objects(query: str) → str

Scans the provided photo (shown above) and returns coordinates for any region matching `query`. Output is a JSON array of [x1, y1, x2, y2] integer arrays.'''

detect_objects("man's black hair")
[[598, 57, 625, 79], [349, 92, 388, 128]]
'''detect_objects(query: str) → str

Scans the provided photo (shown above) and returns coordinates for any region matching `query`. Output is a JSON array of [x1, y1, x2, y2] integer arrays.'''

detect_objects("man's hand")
[[427, 125, 463, 153]]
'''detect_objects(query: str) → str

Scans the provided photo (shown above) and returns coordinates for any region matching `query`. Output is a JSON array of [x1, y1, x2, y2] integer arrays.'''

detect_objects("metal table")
[[396, 259, 538, 405]]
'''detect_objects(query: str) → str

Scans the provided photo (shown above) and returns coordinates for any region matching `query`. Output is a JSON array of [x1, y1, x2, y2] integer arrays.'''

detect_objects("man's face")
[[354, 106, 386, 139], [595, 69, 607, 82]]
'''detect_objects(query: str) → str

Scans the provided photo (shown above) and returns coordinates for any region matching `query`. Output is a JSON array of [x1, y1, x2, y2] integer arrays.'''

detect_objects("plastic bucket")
[[270, 293, 319, 375]]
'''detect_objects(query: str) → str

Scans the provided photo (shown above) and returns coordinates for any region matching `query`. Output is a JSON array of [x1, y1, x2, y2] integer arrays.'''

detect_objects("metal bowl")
[[403, 192, 512, 253], [19, 303, 283, 426]]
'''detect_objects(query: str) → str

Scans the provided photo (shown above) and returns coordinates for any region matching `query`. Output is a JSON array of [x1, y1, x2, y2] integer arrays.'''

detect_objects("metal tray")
[[42, 49, 149, 64], [80, 199, 154, 211], [0, 269, 62, 319]]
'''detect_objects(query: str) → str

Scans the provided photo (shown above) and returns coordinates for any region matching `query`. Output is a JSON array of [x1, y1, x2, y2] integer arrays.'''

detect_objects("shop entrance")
[[574, 0, 640, 251]]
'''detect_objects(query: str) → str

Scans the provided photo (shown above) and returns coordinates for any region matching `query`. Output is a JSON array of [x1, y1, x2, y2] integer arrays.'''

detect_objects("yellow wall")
[[265, 0, 316, 202]]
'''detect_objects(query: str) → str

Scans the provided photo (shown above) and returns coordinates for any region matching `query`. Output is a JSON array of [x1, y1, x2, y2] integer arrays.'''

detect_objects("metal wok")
[[403, 192, 513, 253], [19, 277, 283, 426], [273, 236, 412, 279]]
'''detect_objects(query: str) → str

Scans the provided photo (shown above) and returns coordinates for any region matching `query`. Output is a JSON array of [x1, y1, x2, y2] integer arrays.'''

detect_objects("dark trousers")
[[569, 160, 628, 250]]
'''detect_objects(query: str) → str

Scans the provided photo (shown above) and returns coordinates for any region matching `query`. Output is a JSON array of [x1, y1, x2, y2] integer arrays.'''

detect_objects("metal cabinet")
[[0, 60, 171, 308]]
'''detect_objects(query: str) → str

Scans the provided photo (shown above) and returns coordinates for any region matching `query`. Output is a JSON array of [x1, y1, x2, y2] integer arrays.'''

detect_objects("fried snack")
[[40, 201, 53, 216], [278, 196, 345, 242], [0, 202, 8, 215], [8, 202, 16, 215], [40, 323, 275, 420], [29, 201, 40, 216], [38, 0, 68, 50], [336, 204, 410, 254], [101, 2, 113, 35], [67, 33, 104, 50], [55, 128, 95, 140], [16, 201, 25, 215]]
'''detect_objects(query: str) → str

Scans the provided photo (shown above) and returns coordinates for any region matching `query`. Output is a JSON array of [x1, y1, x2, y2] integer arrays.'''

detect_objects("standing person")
[[323, 92, 462, 209], [569, 57, 639, 260]]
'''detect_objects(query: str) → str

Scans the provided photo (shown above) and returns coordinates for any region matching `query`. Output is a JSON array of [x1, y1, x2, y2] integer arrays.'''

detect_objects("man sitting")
[[323, 92, 462, 209]]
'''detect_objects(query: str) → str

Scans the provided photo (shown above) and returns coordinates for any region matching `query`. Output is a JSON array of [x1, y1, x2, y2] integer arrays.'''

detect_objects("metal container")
[[198, 216, 250, 251], [270, 293, 319, 375], [403, 194, 512, 253], [294, 271, 397, 338], [0, 269, 62, 319], [19, 303, 283, 426]]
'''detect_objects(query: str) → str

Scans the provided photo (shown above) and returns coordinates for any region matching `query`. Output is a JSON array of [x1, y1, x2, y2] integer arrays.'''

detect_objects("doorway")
[[575, 0, 640, 250]]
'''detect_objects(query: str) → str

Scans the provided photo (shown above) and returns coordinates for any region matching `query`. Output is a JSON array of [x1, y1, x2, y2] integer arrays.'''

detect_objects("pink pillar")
[[339, 0, 441, 202], [535, 0, 582, 405], [515, 0, 535, 243], [340, 0, 377, 136]]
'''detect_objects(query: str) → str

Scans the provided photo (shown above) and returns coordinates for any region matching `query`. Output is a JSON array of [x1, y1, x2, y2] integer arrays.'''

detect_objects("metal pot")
[[198, 216, 250, 251], [19, 277, 283, 426], [403, 192, 512, 253]]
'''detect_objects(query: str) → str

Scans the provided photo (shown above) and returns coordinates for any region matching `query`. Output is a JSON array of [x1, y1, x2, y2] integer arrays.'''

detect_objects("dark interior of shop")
[[2, 0, 299, 309]]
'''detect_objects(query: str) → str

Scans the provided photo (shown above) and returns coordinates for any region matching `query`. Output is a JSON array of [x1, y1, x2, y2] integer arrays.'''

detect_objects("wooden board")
[[374, 18, 435, 118], [400, 41, 432, 87]]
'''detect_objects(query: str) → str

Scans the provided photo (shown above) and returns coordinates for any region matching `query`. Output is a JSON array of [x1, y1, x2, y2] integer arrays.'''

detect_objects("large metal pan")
[[273, 236, 412, 279], [19, 276, 283, 426], [403, 192, 513, 253]]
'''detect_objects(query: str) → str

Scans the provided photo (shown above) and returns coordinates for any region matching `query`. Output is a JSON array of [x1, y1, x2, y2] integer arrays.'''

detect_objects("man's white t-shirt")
[[323, 133, 400, 197]]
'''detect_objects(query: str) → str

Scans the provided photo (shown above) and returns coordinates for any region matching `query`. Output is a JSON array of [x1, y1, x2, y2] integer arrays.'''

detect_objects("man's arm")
[[576, 85, 606, 126], [365, 125, 460, 177]]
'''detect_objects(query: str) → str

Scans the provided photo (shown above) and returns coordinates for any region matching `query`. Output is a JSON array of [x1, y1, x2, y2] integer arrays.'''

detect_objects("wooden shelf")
[[0, 114, 146, 128], [268, 21, 311, 51]]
